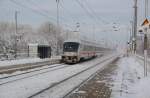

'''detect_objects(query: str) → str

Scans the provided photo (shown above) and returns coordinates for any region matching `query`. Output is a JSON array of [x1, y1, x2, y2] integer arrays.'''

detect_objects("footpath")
[[67, 54, 150, 98]]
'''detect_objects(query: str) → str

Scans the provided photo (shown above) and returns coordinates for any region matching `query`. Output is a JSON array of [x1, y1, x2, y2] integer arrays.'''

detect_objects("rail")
[[28, 54, 119, 98]]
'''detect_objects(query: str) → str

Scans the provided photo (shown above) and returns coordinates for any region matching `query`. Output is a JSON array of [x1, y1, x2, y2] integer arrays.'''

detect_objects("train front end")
[[62, 42, 80, 63]]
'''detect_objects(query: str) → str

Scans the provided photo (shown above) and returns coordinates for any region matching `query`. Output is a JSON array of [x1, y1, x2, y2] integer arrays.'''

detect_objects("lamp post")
[[56, 0, 60, 55], [145, 0, 148, 18], [144, 27, 148, 77], [56, 0, 60, 28], [143, 0, 148, 77], [130, 21, 134, 52], [139, 27, 148, 77], [14, 11, 19, 59], [133, 0, 138, 54]]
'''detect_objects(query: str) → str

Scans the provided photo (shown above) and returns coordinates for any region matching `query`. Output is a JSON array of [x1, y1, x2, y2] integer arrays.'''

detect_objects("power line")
[[9, 0, 74, 29], [75, 0, 95, 20], [27, 0, 74, 28], [84, 0, 109, 24], [27, 0, 52, 16], [59, 1, 79, 22], [74, 0, 102, 26], [9, 0, 56, 22], [60, 1, 94, 30]]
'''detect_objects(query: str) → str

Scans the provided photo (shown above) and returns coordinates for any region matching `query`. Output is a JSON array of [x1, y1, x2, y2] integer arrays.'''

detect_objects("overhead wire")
[[75, 0, 105, 27], [9, 0, 74, 30], [9, 0, 56, 22], [75, 0, 95, 20], [59, 1, 79, 22], [28, 0, 74, 29], [27, 0, 70, 22], [59, 1, 86, 30], [84, 0, 109, 24]]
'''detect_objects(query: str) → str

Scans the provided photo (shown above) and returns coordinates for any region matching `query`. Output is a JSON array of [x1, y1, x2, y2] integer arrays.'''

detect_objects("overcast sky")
[[0, 0, 149, 46]]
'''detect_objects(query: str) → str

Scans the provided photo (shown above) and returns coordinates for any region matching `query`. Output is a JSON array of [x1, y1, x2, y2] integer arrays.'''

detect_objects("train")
[[61, 39, 106, 63]]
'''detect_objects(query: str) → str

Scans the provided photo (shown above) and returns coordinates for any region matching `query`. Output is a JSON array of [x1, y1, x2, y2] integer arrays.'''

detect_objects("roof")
[[28, 43, 50, 46], [28, 43, 38, 46], [64, 39, 102, 47], [64, 39, 80, 43]]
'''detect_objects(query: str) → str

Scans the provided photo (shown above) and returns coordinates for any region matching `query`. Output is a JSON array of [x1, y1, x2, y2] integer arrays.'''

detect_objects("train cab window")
[[63, 42, 79, 52]]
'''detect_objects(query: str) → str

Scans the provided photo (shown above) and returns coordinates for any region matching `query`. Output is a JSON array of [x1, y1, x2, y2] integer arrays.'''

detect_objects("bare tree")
[[37, 22, 65, 55]]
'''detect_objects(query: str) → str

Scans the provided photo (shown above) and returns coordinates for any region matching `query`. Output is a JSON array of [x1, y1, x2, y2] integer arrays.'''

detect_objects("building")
[[28, 43, 51, 58]]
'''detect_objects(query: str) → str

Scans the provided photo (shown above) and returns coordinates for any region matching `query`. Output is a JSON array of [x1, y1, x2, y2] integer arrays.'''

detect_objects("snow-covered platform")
[[1, 54, 150, 98], [0, 56, 61, 68], [111, 55, 150, 98], [66, 55, 150, 98], [0, 54, 118, 98]]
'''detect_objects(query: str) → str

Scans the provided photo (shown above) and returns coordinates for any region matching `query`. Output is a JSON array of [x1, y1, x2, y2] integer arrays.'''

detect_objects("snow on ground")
[[0, 56, 61, 67], [131, 55, 150, 98], [111, 56, 150, 98], [32, 56, 117, 98], [132, 76, 150, 98], [0, 54, 117, 98], [0, 64, 65, 81], [2, 54, 150, 98]]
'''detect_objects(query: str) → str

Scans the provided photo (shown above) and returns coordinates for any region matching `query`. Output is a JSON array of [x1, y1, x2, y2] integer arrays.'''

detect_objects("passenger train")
[[62, 39, 106, 63]]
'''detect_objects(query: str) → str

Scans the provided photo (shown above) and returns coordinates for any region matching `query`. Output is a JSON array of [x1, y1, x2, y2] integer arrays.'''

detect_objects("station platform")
[[0, 56, 61, 70]]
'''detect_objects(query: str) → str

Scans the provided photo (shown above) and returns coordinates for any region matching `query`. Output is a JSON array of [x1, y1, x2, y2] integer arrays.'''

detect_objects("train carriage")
[[62, 39, 103, 63]]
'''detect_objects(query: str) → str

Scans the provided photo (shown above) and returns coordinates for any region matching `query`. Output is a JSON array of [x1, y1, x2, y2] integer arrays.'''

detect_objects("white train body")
[[62, 39, 104, 63]]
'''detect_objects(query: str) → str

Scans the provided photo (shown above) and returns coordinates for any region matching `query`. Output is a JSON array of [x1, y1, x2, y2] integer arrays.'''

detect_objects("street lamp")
[[14, 11, 19, 59], [138, 26, 148, 77], [56, 0, 60, 55], [133, 0, 138, 54], [144, 27, 148, 77]]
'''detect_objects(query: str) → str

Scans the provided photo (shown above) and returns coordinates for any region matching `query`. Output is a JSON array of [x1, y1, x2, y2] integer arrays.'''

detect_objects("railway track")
[[0, 59, 60, 74], [28, 54, 119, 98], [0, 55, 104, 85], [0, 63, 70, 85], [0, 56, 102, 86], [65, 58, 119, 98]]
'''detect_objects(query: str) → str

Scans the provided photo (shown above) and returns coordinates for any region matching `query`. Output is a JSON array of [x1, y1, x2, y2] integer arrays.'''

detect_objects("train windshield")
[[63, 42, 79, 52]]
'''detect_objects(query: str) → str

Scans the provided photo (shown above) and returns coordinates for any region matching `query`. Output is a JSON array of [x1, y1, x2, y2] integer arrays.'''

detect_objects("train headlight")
[[74, 58, 77, 62]]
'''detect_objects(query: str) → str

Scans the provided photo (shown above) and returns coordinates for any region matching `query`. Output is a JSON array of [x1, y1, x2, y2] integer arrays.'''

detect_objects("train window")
[[79, 44, 83, 50], [83, 45, 88, 51], [83, 45, 95, 51], [63, 42, 79, 52]]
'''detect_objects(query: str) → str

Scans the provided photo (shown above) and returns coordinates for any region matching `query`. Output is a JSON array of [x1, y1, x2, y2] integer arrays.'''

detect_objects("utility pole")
[[56, 0, 60, 55], [130, 21, 133, 51], [93, 24, 95, 41], [145, 0, 148, 18], [133, 0, 138, 54], [14, 11, 18, 59], [144, 30, 148, 77], [76, 22, 80, 41], [144, 0, 148, 77], [49, 23, 51, 33], [56, 0, 60, 28], [76, 22, 80, 32], [130, 28, 132, 51]]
